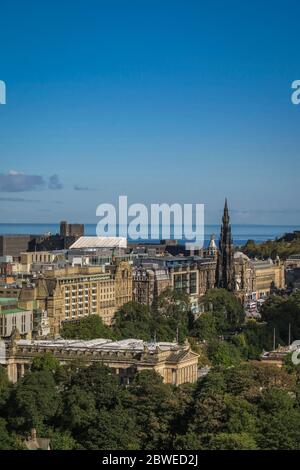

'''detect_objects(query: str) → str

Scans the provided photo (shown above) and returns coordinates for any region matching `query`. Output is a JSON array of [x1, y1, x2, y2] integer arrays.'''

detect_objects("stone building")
[[133, 266, 170, 306], [252, 257, 285, 299], [234, 251, 255, 302], [59, 220, 84, 239], [203, 234, 218, 259], [0, 284, 21, 299], [3, 334, 199, 385], [233, 252, 285, 301], [18, 262, 133, 336], [285, 254, 300, 269], [285, 267, 300, 291], [0, 298, 32, 338], [24, 429, 50, 451], [20, 251, 60, 274], [0, 235, 33, 259], [133, 256, 216, 313]]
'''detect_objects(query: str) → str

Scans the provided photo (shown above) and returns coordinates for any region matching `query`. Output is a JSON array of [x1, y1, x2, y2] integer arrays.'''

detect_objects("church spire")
[[216, 199, 235, 291], [223, 197, 230, 224]]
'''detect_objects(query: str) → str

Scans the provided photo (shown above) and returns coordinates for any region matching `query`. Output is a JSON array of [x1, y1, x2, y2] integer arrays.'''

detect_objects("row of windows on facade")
[[60, 276, 111, 285], [64, 288, 114, 295], [64, 300, 115, 310], [64, 293, 114, 304], [64, 309, 113, 319], [0, 315, 32, 334], [173, 273, 198, 294]]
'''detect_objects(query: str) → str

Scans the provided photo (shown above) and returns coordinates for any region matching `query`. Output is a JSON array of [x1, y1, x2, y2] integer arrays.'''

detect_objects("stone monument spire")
[[216, 198, 235, 291]]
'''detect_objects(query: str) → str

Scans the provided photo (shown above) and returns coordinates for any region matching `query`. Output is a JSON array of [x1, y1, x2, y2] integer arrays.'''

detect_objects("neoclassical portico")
[[3, 330, 199, 385]]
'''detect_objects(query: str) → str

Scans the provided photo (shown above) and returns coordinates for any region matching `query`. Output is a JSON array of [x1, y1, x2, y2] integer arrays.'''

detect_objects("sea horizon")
[[1, 222, 299, 246]]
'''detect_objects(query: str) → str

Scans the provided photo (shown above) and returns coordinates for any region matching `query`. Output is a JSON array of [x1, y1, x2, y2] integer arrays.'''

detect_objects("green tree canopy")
[[200, 288, 244, 332], [61, 315, 113, 340]]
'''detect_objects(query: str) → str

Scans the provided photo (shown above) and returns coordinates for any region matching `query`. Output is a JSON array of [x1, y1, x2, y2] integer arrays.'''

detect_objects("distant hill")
[[241, 231, 300, 260]]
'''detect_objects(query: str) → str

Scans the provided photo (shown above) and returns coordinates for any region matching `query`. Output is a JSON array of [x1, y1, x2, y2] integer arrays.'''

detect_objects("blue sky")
[[0, 0, 299, 224]]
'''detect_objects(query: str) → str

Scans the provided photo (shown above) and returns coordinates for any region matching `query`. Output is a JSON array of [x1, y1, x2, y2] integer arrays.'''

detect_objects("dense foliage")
[[259, 292, 300, 346], [2, 288, 300, 449], [1, 359, 300, 450], [241, 237, 300, 260], [61, 315, 114, 340]]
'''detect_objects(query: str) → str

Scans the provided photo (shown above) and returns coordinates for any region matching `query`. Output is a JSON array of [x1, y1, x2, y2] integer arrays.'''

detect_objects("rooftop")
[[1, 308, 30, 315], [0, 297, 18, 303], [16, 338, 182, 353], [70, 236, 127, 250]]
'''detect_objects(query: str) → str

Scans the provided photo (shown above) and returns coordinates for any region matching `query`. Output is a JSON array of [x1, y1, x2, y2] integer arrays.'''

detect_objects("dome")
[[208, 234, 217, 250]]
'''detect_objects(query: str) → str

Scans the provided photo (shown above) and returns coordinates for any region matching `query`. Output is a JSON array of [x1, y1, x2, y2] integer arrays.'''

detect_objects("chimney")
[[30, 428, 37, 440]]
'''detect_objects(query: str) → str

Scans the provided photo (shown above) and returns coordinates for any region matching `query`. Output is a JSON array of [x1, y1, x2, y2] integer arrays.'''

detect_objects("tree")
[[259, 388, 294, 414], [191, 313, 217, 341], [113, 302, 153, 340], [257, 409, 300, 450], [0, 365, 10, 409], [31, 352, 60, 373], [7, 370, 60, 433], [222, 395, 257, 435], [153, 288, 191, 343], [173, 432, 203, 450], [260, 292, 300, 346], [222, 364, 258, 398], [241, 320, 273, 358], [207, 340, 242, 367], [252, 362, 295, 391], [60, 386, 97, 433], [0, 418, 24, 450], [46, 429, 77, 450], [195, 369, 227, 397], [61, 315, 113, 340], [191, 393, 227, 434], [206, 432, 257, 450], [241, 236, 300, 261], [66, 363, 121, 410], [127, 370, 178, 449], [200, 289, 244, 332], [83, 408, 140, 450]]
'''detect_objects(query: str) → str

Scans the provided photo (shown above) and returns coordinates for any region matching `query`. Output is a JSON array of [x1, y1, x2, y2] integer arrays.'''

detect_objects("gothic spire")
[[216, 198, 235, 291], [222, 198, 230, 225]]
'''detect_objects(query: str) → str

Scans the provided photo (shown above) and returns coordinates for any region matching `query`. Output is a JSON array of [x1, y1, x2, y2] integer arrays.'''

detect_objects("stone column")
[[7, 362, 18, 383]]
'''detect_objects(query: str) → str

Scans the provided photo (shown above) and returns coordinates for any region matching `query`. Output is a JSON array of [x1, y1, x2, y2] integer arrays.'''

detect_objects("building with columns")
[[2, 332, 199, 386]]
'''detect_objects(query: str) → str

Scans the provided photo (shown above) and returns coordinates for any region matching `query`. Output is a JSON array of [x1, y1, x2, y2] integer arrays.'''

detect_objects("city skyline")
[[0, 1, 300, 224]]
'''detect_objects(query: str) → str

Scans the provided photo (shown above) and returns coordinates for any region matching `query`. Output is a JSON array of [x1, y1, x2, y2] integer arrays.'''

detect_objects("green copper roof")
[[0, 297, 18, 303], [0, 308, 29, 315]]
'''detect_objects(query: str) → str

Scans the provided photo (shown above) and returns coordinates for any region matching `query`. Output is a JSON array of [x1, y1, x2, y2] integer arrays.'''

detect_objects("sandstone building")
[[0, 297, 32, 338], [18, 262, 132, 335], [3, 335, 199, 386]]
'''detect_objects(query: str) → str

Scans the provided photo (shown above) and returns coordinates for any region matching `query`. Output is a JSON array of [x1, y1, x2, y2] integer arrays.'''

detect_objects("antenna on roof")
[[176, 326, 179, 343], [153, 330, 157, 345]]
